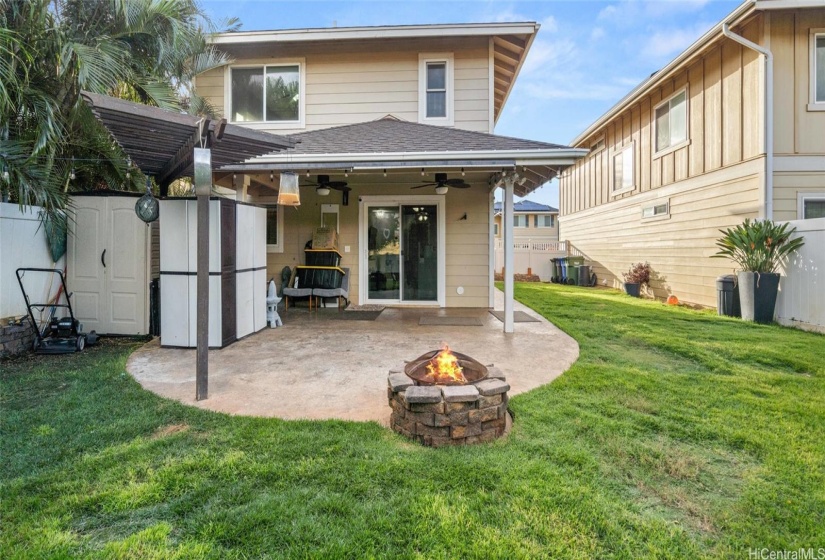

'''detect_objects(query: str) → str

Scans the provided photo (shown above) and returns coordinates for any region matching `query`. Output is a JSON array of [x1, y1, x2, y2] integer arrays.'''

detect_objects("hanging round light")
[[316, 186, 331, 196], [135, 177, 159, 223], [435, 185, 449, 195]]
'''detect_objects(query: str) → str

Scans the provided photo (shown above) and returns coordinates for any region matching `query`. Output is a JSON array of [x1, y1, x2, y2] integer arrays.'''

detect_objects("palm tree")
[[0, 0, 235, 218]]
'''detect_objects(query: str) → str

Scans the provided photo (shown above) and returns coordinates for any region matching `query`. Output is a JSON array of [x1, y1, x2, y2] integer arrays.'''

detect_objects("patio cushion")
[[282, 267, 313, 298]]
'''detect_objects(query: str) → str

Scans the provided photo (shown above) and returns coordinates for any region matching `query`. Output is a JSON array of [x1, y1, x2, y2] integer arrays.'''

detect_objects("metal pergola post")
[[194, 148, 211, 401]]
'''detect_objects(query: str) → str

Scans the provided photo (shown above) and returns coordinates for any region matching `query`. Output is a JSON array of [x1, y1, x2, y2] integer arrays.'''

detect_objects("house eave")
[[209, 22, 540, 45], [237, 148, 588, 166]]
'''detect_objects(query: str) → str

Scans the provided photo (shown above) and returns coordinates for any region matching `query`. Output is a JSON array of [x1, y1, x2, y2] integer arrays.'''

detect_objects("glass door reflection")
[[367, 206, 400, 300], [402, 205, 438, 301]]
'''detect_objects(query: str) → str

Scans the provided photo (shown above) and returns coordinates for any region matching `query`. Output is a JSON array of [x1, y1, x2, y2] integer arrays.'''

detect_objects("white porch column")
[[503, 176, 515, 334]]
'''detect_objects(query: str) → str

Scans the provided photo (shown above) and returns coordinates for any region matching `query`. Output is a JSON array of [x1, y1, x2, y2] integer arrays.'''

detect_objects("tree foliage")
[[0, 0, 236, 219]]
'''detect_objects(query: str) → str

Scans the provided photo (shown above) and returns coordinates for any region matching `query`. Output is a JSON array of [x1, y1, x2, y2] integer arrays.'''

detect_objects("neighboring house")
[[558, 0, 825, 306], [194, 23, 586, 308], [493, 200, 559, 241]]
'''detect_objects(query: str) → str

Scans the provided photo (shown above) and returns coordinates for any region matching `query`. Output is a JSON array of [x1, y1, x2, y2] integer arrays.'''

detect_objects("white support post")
[[503, 176, 515, 334]]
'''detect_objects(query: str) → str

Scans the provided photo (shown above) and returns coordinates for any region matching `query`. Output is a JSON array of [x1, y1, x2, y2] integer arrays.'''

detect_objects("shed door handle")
[[101, 249, 107, 268]]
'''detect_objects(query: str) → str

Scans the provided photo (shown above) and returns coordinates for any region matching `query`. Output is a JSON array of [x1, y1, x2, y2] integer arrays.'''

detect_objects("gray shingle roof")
[[287, 116, 571, 155], [494, 200, 557, 213]]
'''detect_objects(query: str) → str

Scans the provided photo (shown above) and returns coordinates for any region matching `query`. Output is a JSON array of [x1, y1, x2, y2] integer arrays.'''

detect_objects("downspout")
[[722, 21, 773, 220]]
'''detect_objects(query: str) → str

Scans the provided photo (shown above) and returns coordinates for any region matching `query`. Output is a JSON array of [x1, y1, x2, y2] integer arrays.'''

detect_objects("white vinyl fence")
[[0, 203, 64, 319], [494, 238, 568, 280], [776, 217, 825, 333]]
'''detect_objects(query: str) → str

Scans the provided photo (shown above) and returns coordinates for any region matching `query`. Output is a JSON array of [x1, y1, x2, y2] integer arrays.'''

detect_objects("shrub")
[[623, 262, 651, 286], [713, 218, 805, 273]]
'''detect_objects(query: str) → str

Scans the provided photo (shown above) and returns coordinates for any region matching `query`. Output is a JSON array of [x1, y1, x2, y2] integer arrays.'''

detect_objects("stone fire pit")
[[387, 349, 511, 447]]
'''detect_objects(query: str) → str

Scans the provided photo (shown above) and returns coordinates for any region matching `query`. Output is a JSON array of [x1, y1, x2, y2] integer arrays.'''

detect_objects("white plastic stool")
[[266, 279, 283, 328]]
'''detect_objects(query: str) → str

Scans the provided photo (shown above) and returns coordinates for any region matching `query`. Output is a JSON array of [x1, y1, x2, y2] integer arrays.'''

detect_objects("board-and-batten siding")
[[253, 179, 490, 308], [558, 17, 768, 307], [196, 44, 491, 134], [561, 159, 763, 306], [770, 9, 825, 221]]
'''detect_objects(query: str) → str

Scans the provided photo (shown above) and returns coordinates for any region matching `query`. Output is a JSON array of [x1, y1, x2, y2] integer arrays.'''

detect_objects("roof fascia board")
[[754, 0, 823, 8], [210, 22, 539, 45], [494, 25, 540, 126], [250, 148, 587, 164], [570, 0, 756, 146]]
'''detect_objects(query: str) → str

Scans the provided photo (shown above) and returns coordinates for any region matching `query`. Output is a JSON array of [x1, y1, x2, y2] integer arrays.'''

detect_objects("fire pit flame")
[[423, 344, 466, 385]]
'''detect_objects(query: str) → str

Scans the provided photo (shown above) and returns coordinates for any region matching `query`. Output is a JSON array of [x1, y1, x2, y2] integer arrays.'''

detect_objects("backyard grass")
[[2, 283, 823, 559]]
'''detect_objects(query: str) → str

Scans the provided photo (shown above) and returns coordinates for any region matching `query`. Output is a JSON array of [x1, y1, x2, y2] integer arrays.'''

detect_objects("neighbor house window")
[[535, 215, 555, 228], [419, 53, 454, 125], [513, 215, 528, 228], [493, 223, 499, 236], [654, 88, 688, 153], [266, 205, 284, 252], [810, 31, 825, 108], [642, 200, 670, 219], [798, 193, 825, 219], [613, 142, 635, 193], [230, 62, 303, 125], [590, 137, 605, 155]]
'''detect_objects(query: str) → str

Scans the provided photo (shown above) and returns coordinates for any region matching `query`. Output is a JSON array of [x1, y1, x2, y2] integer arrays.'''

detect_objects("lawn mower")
[[16, 268, 99, 354]]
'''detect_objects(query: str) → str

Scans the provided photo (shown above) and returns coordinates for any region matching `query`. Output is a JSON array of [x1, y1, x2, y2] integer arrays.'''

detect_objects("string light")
[[270, 171, 274, 182]]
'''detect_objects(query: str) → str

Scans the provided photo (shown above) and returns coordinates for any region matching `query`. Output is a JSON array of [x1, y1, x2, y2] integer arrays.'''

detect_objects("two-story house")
[[558, 0, 825, 307], [194, 23, 586, 310], [493, 200, 559, 241]]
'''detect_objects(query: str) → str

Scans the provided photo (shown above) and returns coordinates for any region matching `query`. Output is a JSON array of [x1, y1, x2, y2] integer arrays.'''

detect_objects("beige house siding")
[[249, 177, 491, 308], [561, 159, 763, 306], [196, 37, 491, 135], [770, 10, 825, 221]]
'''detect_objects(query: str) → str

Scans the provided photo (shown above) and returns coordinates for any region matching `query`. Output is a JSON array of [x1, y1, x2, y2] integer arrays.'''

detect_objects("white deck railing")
[[494, 238, 580, 279]]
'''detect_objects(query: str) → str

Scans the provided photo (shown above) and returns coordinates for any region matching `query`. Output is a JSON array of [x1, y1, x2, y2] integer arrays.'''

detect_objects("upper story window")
[[613, 142, 635, 195], [654, 88, 688, 154], [810, 30, 825, 109], [513, 215, 528, 228], [419, 53, 454, 125], [229, 61, 304, 127], [535, 215, 555, 228]]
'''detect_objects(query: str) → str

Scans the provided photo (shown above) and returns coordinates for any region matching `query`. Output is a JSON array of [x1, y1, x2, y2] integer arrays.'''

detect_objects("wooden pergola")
[[82, 92, 294, 399]]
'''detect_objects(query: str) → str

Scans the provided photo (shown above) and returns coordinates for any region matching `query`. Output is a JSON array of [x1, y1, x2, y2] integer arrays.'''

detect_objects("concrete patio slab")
[[126, 289, 579, 425]]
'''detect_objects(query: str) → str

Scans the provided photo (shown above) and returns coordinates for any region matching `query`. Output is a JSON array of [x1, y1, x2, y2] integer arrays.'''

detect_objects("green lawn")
[[2, 284, 823, 559]]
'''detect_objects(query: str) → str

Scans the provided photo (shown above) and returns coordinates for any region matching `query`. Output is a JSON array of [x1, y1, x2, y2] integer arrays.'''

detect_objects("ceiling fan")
[[411, 172, 469, 194], [302, 174, 349, 194]]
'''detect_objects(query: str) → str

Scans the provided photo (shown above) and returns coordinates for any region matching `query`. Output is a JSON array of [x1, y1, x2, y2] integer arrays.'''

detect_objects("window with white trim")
[[513, 215, 528, 228], [535, 215, 555, 228], [654, 88, 688, 153], [419, 53, 454, 125], [493, 223, 499, 236], [266, 205, 284, 252], [799, 193, 825, 219], [642, 201, 670, 219], [811, 30, 825, 107], [613, 142, 635, 193], [229, 63, 303, 125]]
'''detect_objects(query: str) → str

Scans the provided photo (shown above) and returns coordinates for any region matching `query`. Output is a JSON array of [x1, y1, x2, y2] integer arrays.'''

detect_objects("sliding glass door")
[[363, 200, 442, 304]]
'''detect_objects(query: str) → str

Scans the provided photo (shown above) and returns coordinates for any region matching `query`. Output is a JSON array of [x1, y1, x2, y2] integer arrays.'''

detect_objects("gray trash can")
[[578, 264, 592, 286], [716, 275, 741, 317]]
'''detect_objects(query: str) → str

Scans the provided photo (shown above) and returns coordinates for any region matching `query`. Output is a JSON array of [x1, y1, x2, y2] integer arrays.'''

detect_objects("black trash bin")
[[578, 264, 592, 287], [716, 275, 741, 317]]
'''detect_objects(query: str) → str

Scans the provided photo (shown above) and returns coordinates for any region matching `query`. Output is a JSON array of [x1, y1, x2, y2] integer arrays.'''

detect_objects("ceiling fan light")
[[316, 186, 331, 196], [435, 185, 449, 195]]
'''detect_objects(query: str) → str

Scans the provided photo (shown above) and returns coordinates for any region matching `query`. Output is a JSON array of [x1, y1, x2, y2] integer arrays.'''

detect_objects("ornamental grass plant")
[[713, 218, 805, 273]]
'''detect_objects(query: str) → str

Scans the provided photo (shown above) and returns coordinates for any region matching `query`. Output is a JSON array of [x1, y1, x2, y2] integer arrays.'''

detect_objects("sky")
[[200, 0, 743, 208]]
